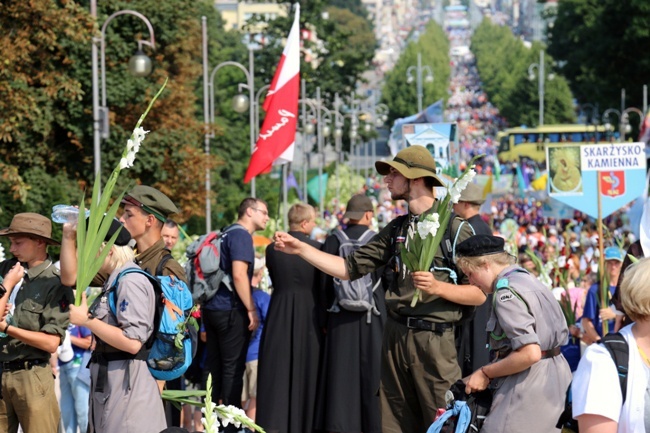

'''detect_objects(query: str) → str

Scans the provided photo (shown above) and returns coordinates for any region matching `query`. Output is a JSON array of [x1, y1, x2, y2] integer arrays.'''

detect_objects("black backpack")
[[556, 332, 629, 432]]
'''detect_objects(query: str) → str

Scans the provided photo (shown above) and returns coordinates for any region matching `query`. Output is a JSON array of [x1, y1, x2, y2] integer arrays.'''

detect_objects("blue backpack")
[[108, 256, 196, 381]]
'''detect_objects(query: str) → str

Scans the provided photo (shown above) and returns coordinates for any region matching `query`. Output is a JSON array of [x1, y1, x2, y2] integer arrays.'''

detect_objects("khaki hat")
[[458, 182, 485, 205], [375, 146, 444, 186], [343, 194, 374, 220], [0, 213, 60, 245], [122, 185, 180, 222]]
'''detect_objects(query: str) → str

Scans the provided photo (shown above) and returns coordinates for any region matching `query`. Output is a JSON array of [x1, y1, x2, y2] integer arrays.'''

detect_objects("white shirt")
[[573, 324, 648, 433]]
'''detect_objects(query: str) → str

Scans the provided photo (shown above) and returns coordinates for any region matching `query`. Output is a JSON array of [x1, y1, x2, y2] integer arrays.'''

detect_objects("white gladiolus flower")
[[417, 214, 440, 239], [119, 157, 129, 170], [449, 186, 462, 204], [0, 244, 5, 262]]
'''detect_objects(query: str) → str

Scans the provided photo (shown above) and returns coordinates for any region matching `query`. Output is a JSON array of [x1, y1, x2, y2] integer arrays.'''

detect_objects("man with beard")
[[272, 146, 486, 433]]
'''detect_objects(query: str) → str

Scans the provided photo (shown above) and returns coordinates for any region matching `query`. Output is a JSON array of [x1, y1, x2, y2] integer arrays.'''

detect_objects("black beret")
[[456, 234, 505, 257], [103, 217, 132, 246]]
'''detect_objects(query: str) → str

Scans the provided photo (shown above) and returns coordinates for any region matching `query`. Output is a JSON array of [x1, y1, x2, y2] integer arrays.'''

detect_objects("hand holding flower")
[[69, 292, 91, 326], [411, 271, 442, 296]]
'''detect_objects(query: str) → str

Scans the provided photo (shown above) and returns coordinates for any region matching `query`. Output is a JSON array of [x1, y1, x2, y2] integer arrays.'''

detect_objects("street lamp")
[[621, 108, 644, 142], [406, 52, 434, 113], [203, 16, 256, 232], [602, 108, 621, 141], [527, 50, 554, 126], [91, 1, 155, 188]]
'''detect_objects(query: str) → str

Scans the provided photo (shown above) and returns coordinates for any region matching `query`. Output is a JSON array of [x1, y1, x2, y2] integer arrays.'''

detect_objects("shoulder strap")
[[333, 229, 349, 244], [358, 229, 376, 244], [600, 332, 629, 404], [155, 253, 173, 277]]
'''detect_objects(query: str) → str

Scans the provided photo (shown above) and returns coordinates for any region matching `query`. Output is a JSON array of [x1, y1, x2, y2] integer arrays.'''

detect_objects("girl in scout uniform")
[[455, 234, 571, 433], [63, 219, 166, 433]]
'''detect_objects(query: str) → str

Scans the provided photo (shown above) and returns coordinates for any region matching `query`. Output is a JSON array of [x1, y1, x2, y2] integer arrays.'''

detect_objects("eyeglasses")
[[252, 208, 269, 216]]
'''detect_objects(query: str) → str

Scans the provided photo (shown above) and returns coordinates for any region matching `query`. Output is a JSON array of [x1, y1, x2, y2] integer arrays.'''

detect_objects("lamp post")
[[602, 108, 621, 142], [406, 52, 433, 113], [91, 1, 155, 188], [621, 108, 644, 142], [527, 50, 554, 126], [203, 25, 256, 232]]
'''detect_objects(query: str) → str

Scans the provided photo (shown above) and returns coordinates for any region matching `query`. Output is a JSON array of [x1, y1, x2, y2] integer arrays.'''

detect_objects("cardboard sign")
[[546, 143, 647, 219]]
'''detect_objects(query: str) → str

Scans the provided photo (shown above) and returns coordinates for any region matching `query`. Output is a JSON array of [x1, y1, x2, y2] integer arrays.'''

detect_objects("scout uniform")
[[87, 218, 167, 433], [0, 213, 74, 433], [344, 146, 477, 433], [456, 236, 572, 433]]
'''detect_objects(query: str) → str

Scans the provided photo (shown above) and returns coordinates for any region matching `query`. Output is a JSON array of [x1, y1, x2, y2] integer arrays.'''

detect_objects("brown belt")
[[541, 347, 562, 359]]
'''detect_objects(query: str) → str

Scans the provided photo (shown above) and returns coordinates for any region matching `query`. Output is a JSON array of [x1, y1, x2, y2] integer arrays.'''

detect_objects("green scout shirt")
[[346, 201, 474, 322], [136, 238, 187, 283], [0, 256, 73, 362]]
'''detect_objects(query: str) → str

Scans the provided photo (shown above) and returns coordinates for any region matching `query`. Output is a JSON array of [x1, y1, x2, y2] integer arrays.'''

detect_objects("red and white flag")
[[244, 4, 300, 184]]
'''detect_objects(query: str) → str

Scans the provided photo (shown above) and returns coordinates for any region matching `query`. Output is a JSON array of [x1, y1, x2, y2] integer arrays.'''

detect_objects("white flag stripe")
[[273, 5, 300, 94]]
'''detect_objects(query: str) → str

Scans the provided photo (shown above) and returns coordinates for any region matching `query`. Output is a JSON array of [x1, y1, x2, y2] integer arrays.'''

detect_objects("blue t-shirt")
[[59, 324, 92, 366], [582, 283, 616, 338], [204, 225, 254, 311], [246, 288, 271, 363]]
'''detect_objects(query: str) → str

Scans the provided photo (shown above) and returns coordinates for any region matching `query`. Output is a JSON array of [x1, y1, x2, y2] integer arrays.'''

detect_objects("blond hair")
[[620, 257, 650, 321], [455, 251, 516, 274], [288, 203, 314, 229], [103, 243, 136, 272]]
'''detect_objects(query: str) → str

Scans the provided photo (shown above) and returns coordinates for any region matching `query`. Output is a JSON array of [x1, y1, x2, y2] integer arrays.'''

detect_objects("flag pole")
[[282, 164, 289, 230]]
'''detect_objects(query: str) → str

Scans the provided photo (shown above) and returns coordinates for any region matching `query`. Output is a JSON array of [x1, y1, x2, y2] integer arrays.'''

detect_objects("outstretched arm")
[[274, 231, 349, 280]]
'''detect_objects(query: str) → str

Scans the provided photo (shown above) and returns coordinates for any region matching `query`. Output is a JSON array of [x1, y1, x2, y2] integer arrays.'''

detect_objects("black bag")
[[556, 332, 629, 432], [431, 380, 493, 433]]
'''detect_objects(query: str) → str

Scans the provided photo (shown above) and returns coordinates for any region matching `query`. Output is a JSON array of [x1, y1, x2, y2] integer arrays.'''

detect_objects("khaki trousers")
[[380, 317, 461, 433], [0, 364, 60, 433]]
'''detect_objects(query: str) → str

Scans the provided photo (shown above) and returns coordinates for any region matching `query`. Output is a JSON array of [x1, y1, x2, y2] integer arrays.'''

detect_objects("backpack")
[[330, 228, 381, 324], [427, 380, 493, 433], [556, 332, 629, 432], [185, 224, 247, 305], [108, 257, 196, 381]]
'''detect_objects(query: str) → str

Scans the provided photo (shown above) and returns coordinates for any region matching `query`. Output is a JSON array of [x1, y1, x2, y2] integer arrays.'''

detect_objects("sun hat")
[[343, 194, 374, 220], [0, 213, 60, 245], [375, 146, 444, 186]]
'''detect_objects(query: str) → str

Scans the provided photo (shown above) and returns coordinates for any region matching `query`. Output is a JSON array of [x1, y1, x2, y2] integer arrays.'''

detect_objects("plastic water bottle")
[[51, 205, 90, 224]]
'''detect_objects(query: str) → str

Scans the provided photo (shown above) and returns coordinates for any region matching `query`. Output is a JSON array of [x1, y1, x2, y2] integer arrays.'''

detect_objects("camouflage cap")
[[375, 146, 444, 186], [121, 185, 179, 222]]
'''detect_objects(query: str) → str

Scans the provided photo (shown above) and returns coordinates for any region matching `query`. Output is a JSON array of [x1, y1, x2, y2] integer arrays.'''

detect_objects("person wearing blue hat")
[[581, 246, 624, 344]]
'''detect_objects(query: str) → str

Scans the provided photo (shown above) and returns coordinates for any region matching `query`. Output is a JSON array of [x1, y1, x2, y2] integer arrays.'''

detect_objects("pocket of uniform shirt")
[[18, 299, 45, 329]]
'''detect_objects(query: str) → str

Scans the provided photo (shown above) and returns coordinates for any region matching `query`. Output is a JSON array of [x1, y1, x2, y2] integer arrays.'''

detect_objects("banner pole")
[[597, 171, 608, 336]]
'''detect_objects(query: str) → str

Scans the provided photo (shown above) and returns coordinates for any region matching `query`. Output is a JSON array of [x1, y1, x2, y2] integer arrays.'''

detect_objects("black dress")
[[314, 224, 385, 433], [256, 231, 325, 433]]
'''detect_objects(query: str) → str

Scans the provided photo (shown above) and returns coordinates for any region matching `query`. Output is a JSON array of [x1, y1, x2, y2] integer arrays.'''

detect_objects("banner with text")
[[546, 143, 647, 219]]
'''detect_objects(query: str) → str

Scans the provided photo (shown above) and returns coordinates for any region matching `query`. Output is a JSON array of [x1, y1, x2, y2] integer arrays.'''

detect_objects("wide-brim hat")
[[375, 146, 444, 186], [0, 213, 60, 245]]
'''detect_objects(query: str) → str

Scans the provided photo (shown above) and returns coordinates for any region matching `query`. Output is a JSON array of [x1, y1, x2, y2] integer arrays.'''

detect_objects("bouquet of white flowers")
[[401, 158, 480, 307]]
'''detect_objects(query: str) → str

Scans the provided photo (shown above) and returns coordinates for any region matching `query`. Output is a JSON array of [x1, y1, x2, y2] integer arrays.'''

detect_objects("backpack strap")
[[332, 229, 349, 245], [436, 214, 463, 284], [155, 253, 173, 277], [600, 332, 629, 404], [357, 229, 376, 244]]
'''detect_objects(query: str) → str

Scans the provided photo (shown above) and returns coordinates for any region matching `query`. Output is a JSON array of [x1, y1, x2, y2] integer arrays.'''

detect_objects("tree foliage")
[[381, 21, 451, 123], [547, 0, 650, 114], [471, 18, 575, 127]]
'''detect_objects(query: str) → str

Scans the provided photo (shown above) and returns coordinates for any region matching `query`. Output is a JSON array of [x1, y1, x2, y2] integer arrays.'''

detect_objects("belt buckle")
[[406, 317, 418, 329]]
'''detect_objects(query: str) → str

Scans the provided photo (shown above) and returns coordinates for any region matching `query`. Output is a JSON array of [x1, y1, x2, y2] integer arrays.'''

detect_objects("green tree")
[[472, 19, 575, 126], [381, 21, 451, 122], [547, 0, 650, 114]]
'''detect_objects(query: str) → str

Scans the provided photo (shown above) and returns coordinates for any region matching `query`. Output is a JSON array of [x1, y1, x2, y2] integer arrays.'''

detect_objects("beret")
[[103, 217, 132, 246], [456, 234, 505, 257]]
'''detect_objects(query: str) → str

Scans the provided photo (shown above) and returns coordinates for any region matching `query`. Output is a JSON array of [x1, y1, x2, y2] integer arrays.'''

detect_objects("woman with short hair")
[[456, 234, 571, 433], [573, 257, 650, 433]]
